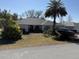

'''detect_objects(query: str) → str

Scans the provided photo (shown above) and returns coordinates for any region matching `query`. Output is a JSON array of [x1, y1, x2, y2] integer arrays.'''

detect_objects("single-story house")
[[17, 17, 79, 33], [17, 18, 53, 33]]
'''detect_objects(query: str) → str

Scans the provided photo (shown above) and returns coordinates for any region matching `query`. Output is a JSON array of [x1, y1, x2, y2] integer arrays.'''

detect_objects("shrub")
[[2, 27, 22, 41], [1, 19, 22, 41], [43, 27, 53, 37]]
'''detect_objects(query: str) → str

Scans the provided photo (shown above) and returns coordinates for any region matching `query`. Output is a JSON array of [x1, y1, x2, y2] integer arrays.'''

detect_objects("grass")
[[0, 33, 64, 50]]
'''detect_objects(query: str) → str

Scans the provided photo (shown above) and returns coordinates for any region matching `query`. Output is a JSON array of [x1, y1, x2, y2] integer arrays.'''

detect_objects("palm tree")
[[45, 0, 67, 35]]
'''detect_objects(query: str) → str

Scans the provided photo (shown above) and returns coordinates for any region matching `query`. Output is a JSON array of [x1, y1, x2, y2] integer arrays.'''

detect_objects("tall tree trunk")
[[52, 16, 56, 35]]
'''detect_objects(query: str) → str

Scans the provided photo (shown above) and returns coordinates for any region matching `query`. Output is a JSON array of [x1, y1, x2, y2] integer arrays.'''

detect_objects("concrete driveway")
[[0, 43, 79, 59]]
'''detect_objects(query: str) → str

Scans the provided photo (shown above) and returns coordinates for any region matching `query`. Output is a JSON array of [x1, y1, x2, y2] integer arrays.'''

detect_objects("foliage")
[[45, 0, 67, 34], [0, 9, 18, 20], [43, 27, 58, 40], [25, 10, 43, 18], [35, 11, 43, 18], [0, 9, 11, 20], [45, 0, 67, 17], [12, 13, 18, 20], [2, 27, 22, 40], [43, 27, 53, 37], [1, 19, 22, 40], [0, 9, 21, 40]]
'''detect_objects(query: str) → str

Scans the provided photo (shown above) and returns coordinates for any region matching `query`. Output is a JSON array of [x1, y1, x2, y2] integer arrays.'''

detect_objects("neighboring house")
[[17, 18, 53, 33], [74, 23, 79, 31], [61, 21, 79, 31], [58, 21, 79, 31], [60, 21, 75, 29], [55, 21, 75, 30]]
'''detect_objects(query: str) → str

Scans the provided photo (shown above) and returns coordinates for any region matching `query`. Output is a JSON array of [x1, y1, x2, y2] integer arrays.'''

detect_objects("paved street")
[[0, 43, 79, 59]]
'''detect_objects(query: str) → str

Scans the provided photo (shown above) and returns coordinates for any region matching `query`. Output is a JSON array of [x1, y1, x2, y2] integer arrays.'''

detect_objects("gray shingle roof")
[[17, 18, 53, 25]]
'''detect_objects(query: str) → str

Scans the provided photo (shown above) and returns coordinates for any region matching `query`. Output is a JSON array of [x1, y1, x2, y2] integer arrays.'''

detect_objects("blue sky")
[[0, 0, 79, 22]]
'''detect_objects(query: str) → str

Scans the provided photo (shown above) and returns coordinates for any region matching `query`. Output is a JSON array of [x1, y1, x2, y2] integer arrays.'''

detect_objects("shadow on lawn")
[[0, 39, 16, 45]]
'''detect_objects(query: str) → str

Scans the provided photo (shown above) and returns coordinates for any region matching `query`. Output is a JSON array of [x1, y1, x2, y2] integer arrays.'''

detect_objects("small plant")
[[43, 27, 53, 37]]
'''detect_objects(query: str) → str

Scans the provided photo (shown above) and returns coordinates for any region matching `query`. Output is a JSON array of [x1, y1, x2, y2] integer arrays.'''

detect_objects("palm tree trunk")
[[52, 16, 56, 35]]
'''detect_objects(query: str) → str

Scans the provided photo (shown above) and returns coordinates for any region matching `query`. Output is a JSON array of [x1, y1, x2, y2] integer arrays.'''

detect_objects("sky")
[[0, 0, 79, 22]]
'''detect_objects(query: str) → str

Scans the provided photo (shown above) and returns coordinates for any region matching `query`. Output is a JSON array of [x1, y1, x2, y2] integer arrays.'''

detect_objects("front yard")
[[0, 33, 64, 50]]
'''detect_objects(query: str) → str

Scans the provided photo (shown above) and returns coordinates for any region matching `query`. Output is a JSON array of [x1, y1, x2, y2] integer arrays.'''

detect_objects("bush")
[[2, 27, 22, 41], [43, 28, 53, 37], [1, 19, 22, 41]]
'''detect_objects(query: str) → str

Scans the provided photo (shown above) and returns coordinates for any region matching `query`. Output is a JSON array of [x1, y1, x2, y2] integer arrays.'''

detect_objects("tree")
[[25, 10, 42, 18], [0, 9, 11, 20], [0, 9, 18, 21], [25, 10, 35, 18], [35, 11, 42, 18], [12, 13, 18, 20], [45, 0, 67, 35], [0, 9, 22, 40]]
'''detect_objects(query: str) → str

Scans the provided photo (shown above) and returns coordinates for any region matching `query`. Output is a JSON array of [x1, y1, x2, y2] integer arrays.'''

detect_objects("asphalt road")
[[0, 43, 79, 59]]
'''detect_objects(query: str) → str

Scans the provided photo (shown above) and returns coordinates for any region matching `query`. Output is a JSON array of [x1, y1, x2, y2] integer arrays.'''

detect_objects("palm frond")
[[45, 0, 67, 17]]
